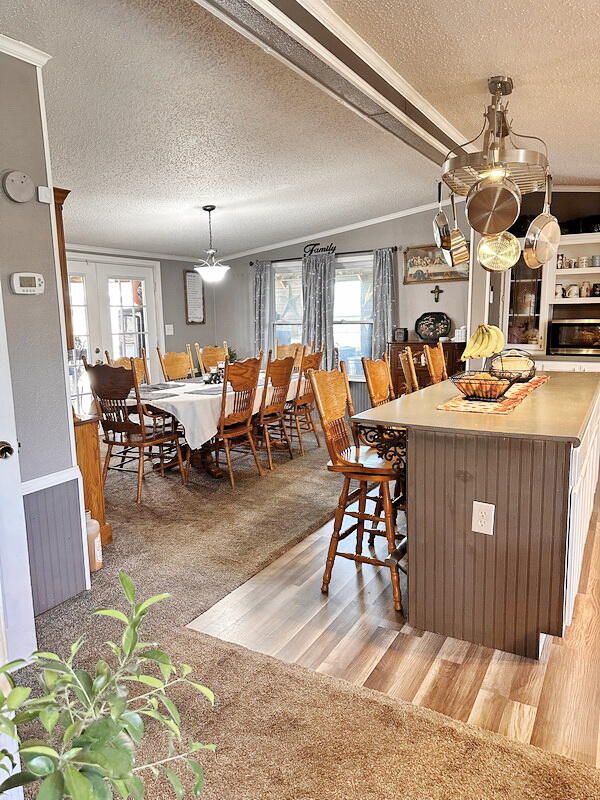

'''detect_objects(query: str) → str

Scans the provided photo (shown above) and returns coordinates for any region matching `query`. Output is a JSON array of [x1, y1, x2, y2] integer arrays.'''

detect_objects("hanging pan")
[[448, 193, 470, 267], [433, 181, 451, 252], [466, 172, 521, 235], [522, 174, 560, 269], [477, 231, 521, 273]]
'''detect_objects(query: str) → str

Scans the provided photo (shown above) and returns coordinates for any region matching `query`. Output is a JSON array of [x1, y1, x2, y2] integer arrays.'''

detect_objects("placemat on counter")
[[438, 375, 549, 415]]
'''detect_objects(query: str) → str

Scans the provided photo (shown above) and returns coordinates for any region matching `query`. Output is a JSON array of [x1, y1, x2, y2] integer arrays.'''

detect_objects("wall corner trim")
[[21, 466, 82, 496], [0, 34, 51, 66]]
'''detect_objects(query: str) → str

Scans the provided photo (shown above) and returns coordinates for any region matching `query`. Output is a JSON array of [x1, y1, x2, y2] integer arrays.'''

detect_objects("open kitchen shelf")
[[552, 297, 600, 304], [556, 267, 600, 275]]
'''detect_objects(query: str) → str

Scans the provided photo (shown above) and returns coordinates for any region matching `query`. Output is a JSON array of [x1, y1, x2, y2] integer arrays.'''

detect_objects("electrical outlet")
[[165, 324, 174, 336], [472, 501, 495, 535]]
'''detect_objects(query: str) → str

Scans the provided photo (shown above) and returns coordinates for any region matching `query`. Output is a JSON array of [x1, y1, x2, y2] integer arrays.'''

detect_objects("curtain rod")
[[249, 245, 397, 266]]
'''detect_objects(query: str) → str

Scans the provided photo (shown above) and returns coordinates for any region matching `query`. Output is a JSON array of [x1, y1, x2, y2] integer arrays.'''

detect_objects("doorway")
[[66, 255, 164, 414]]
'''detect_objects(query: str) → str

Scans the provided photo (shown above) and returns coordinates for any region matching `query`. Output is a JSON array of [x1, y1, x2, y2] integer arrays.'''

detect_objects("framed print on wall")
[[184, 270, 205, 324], [403, 243, 469, 284]]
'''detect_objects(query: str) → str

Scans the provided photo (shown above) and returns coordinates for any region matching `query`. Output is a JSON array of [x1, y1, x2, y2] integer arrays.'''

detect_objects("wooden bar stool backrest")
[[400, 346, 420, 393], [424, 341, 448, 384], [157, 345, 194, 380], [85, 360, 142, 438], [293, 349, 323, 407], [362, 353, 395, 407], [258, 351, 295, 422], [219, 353, 263, 431], [105, 348, 150, 385], [308, 363, 356, 466], [198, 341, 228, 373], [276, 341, 311, 370]]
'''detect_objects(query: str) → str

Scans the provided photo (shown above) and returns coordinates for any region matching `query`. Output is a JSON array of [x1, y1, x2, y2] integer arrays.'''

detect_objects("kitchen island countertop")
[[352, 371, 600, 446]]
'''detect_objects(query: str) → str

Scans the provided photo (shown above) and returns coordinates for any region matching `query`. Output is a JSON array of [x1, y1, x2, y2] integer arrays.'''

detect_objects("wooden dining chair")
[[423, 341, 448, 384], [308, 363, 404, 614], [254, 351, 295, 470], [196, 341, 228, 374], [85, 359, 187, 503], [214, 353, 264, 488], [157, 345, 195, 380], [400, 346, 420, 393], [276, 341, 311, 370], [105, 348, 150, 385], [361, 353, 395, 407], [284, 347, 322, 454]]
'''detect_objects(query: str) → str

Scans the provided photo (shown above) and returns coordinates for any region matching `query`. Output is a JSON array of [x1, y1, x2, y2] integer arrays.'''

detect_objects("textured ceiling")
[[327, 0, 600, 186], [0, 0, 438, 257]]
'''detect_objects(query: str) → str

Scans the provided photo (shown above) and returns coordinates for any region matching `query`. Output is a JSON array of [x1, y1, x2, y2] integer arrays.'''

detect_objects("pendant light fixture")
[[438, 76, 559, 272], [194, 205, 230, 284]]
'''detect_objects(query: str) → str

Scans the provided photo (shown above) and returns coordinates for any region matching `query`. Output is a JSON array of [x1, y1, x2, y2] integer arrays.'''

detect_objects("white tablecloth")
[[142, 374, 299, 450]]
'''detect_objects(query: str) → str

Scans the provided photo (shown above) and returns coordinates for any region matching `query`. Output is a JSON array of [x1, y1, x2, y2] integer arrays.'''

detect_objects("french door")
[[67, 257, 161, 414]]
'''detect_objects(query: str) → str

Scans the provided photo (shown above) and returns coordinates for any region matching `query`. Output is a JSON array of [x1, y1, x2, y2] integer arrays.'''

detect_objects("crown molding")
[[0, 34, 51, 66], [223, 196, 466, 261], [66, 242, 201, 263]]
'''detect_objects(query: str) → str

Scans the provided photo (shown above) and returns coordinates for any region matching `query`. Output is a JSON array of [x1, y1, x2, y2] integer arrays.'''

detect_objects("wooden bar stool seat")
[[308, 363, 405, 615]]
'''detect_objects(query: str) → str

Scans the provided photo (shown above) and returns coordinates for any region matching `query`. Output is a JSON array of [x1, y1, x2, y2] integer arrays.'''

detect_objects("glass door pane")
[[507, 255, 543, 347], [68, 275, 94, 415], [107, 278, 149, 360]]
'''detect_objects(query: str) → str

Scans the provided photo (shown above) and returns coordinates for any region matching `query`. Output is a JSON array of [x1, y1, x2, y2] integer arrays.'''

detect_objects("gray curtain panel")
[[372, 247, 394, 359], [252, 260, 271, 355], [302, 252, 335, 369]]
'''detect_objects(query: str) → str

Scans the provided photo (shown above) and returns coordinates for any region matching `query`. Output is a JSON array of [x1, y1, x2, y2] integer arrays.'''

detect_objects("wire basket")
[[451, 370, 521, 402], [487, 349, 536, 383]]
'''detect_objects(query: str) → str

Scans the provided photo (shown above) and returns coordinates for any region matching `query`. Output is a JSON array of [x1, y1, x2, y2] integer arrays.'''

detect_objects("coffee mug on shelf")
[[567, 258, 578, 269], [592, 255, 600, 267], [566, 284, 580, 298], [556, 253, 565, 269], [555, 284, 564, 298], [578, 256, 591, 269], [581, 281, 592, 298], [593, 283, 600, 297]]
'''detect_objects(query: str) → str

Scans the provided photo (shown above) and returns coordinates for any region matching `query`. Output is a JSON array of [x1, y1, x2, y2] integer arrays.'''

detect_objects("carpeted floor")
[[35, 440, 340, 649], [123, 628, 600, 800]]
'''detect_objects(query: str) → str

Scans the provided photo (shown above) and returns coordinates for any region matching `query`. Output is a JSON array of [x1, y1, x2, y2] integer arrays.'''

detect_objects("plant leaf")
[[64, 766, 93, 800], [164, 767, 184, 800], [0, 771, 38, 792], [37, 770, 64, 800], [95, 609, 129, 625], [189, 743, 216, 752], [122, 675, 164, 690], [24, 755, 55, 777], [20, 745, 60, 760], [6, 686, 31, 709], [79, 768, 111, 800], [188, 683, 215, 706], [119, 574, 136, 604], [188, 760, 205, 797], [39, 707, 60, 734], [158, 695, 180, 727], [125, 775, 144, 800], [138, 649, 170, 666], [121, 711, 144, 742], [137, 593, 170, 614]]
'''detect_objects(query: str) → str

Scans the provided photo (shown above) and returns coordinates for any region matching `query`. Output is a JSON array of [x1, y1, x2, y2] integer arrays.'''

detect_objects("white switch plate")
[[472, 501, 495, 535], [37, 185, 52, 203], [165, 324, 174, 336]]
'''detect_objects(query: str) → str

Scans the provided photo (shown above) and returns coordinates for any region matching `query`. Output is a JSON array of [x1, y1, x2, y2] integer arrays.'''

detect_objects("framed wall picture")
[[184, 270, 205, 324], [403, 244, 469, 284]]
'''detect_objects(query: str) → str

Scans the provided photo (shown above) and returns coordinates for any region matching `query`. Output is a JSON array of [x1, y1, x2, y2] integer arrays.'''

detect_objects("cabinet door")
[[502, 254, 550, 353]]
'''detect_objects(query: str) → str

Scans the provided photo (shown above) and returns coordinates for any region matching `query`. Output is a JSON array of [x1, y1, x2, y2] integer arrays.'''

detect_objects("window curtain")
[[252, 260, 271, 355], [372, 247, 394, 359], [302, 252, 335, 369]]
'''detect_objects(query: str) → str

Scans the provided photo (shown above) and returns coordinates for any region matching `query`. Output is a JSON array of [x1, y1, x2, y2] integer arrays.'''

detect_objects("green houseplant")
[[0, 575, 214, 799]]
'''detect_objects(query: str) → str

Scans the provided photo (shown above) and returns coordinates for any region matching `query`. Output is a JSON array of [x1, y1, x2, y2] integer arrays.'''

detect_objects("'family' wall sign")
[[303, 242, 336, 257]]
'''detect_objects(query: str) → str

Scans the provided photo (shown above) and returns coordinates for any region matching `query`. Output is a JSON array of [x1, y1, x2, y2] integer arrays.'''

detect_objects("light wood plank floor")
[[189, 496, 600, 766]]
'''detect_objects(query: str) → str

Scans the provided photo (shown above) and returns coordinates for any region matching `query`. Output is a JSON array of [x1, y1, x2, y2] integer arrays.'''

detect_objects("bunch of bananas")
[[461, 324, 505, 361]]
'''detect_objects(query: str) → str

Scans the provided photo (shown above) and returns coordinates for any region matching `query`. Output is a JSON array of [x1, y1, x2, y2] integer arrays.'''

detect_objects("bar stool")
[[308, 363, 404, 614], [423, 341, 448, 384], [361, 352, 395, 407], [400, 346, 420, 393]]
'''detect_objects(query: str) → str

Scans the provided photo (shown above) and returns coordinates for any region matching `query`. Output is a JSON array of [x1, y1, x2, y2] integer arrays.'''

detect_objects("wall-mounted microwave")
[[548, 319, 600, 355]]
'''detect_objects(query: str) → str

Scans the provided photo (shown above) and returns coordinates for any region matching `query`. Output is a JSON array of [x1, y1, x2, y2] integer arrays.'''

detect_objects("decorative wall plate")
[[415, 311, 451, 341]]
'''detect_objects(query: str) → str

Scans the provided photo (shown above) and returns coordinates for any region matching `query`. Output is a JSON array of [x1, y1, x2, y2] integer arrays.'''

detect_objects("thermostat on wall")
[[10, 272, 45, 295]]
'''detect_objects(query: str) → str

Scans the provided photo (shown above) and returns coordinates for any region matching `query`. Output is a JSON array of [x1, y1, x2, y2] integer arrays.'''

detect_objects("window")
[[272, 266, 303, 346], [271, 257, 373, 375], [68, 275, 93, 415]]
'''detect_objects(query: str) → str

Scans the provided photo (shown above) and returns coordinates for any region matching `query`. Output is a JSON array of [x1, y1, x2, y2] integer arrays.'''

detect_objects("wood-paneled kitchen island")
[[353, 371, 600, 659]]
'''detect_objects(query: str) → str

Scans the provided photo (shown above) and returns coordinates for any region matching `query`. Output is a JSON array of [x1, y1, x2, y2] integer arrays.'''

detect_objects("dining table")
[[137, 373, 300, 474]]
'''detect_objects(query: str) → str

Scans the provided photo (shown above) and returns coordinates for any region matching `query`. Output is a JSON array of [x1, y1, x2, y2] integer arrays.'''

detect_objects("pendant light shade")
[[194, 205, 230, 284]]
